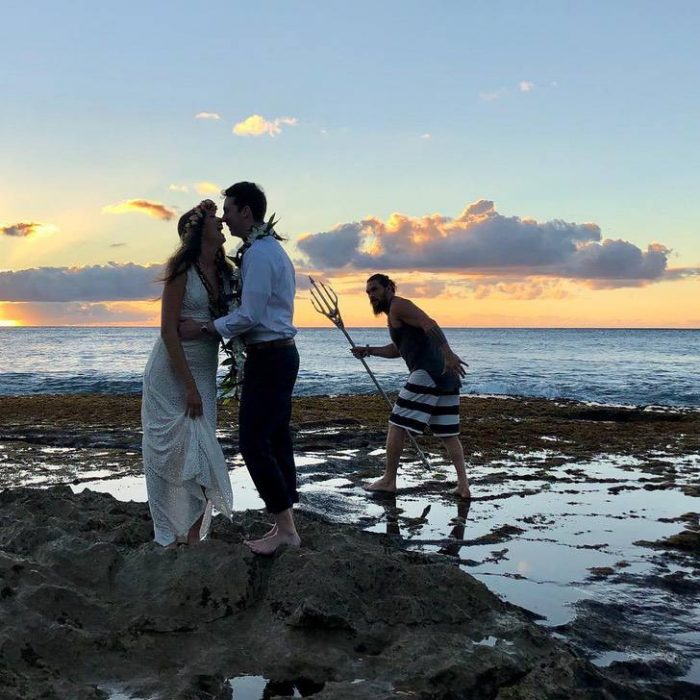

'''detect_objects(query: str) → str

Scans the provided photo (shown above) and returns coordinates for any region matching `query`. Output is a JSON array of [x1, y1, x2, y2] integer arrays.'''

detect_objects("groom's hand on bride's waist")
[[178, 319, 218, 340]]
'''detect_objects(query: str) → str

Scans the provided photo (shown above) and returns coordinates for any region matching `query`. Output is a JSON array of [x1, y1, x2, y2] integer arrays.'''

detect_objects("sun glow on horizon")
[[0, 319, 21, 327]]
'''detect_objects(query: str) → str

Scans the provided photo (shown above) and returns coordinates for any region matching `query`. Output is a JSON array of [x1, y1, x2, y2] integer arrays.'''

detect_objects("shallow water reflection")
[[1, 437, 698, 685], [228, 675, 325, 698]]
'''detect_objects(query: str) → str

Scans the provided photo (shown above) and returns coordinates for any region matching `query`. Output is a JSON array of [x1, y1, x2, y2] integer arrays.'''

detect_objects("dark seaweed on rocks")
[[0, 486, 681, 700]]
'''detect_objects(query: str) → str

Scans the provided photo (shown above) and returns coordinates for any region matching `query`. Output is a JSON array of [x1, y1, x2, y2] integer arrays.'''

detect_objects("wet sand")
[[1, 393, 698, 698]]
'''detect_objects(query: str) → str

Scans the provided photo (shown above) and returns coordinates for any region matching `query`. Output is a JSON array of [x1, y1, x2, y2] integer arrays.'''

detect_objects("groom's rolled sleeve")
[[213, 248, 272, 340]]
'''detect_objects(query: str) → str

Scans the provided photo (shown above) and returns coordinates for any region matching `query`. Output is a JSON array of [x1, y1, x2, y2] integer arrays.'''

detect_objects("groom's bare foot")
[[246, 531, 300, 555], [259, 523, 278, 540], [364, 477, 397, 494], [244, 524, 278, 545]]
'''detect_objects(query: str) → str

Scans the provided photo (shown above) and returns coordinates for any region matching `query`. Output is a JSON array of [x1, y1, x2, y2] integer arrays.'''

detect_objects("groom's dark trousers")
[[239, 341, 300, 513]]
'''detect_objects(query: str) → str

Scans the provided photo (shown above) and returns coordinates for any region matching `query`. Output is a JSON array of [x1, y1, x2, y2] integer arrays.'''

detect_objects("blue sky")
[[1, 1, 699, 326]]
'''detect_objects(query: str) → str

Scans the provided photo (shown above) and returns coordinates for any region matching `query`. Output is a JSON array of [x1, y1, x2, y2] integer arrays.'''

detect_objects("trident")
[[309, 276, 430, 469]]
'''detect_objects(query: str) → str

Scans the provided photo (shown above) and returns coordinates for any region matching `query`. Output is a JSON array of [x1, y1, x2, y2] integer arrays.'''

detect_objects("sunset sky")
[[1, 1, 699, 328]]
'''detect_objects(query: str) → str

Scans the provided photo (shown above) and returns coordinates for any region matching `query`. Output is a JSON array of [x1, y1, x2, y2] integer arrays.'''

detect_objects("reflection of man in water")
[[439, 499, 472, 557], [376, 495, 471, 556], [352, 273, 471, 498]]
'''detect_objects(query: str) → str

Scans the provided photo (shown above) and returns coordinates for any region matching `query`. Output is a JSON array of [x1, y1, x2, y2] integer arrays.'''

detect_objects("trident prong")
[[309, 288, 326, 317], [308, 275, 430, 470], [309, 276, 344, 328]]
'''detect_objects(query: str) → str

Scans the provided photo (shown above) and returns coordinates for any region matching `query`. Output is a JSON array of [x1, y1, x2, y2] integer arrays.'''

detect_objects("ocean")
[[0, 327, 698, 408]]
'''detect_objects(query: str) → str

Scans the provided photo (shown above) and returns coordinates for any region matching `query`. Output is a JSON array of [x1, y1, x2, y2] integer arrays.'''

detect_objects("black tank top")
[[388, 321, 460, 393]]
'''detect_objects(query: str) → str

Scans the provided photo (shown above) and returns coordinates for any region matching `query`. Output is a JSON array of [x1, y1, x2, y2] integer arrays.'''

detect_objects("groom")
[[179, 182, 300, 555]]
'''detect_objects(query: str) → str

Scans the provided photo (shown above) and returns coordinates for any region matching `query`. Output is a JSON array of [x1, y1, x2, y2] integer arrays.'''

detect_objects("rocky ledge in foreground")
[[0, 487, 688, 700]]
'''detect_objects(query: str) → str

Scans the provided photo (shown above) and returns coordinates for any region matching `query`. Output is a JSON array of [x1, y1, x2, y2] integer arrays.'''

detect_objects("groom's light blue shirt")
[[213, 237, 297, 344]]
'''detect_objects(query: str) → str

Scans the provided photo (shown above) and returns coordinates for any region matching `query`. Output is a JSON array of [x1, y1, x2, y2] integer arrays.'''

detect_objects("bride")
[[142, 199, 234, 546]]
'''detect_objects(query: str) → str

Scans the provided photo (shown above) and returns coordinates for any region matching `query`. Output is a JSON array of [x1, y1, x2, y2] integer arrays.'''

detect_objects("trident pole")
[[309, 276, 430, 469]]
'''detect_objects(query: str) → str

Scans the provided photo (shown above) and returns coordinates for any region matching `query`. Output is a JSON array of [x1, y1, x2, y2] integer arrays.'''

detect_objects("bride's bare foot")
[[452, 483, 471, 499], [246, 531, 301, 555], [187, 515, 204, 544], [364, 476, 397, 493]]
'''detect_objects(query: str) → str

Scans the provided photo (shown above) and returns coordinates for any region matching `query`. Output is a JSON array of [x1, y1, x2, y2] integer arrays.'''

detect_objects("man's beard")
[[371, 298, 389, 315]]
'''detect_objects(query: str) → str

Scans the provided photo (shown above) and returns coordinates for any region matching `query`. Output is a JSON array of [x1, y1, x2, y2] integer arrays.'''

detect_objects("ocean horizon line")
[[2, 325, 699, 331]]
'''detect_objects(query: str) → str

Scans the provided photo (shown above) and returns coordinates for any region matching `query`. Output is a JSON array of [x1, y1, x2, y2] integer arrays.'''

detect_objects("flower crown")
[[180, 199, 217, 238]]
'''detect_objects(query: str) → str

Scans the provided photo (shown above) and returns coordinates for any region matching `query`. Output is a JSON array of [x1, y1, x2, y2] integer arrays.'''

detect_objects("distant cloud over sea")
[[298, 200, 676, 288], [0, 263, 163, 302]]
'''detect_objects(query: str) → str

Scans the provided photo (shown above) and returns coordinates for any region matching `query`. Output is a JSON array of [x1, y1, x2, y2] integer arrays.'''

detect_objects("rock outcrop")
[[0, 486, 680, 699]]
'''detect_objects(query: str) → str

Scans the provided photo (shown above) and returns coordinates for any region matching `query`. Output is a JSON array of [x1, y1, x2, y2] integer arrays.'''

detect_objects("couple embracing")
[[141, 182, 300, 555]]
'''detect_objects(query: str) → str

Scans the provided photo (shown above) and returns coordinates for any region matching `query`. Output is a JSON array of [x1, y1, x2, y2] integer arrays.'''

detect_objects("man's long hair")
[[367, 273, 396, 292]]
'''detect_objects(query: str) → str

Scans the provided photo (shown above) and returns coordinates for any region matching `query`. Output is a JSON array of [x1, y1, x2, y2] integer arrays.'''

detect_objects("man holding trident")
[[351, 274, 471, 498]]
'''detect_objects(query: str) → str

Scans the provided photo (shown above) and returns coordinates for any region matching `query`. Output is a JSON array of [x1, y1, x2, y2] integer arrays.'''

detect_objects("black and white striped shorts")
[[389, 370, 460, 437]]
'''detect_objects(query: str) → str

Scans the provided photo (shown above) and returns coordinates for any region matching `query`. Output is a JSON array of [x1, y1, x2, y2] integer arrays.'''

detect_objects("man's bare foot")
[[364, 477, 397, 493], [452, 484, 471, 499], [246, 531, 301, 555], [244, 524, 278, 545], [260, 523, 278, 539]]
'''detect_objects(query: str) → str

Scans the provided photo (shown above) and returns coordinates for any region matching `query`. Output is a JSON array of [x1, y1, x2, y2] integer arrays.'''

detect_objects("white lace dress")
[[142, 266, 233, 546]]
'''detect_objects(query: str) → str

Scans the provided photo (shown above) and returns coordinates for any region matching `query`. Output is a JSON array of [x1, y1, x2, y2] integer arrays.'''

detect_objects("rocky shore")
[[2, 393, 699, 463], [0, 394, 698, 699], [0, 485, 694, 700]]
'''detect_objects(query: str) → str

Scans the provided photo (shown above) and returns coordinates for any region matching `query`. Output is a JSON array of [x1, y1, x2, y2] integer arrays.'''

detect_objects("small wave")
[[0, 373, 142, 396], [1, 371, 698, 409]]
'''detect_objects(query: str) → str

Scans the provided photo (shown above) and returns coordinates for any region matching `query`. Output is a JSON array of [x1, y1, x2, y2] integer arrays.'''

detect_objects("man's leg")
[[272, 426, 298, 503], [367, 370, 435, 493], [239, 357, 293, 518], [253, 422, 298, 544], [271, 344, 300, 507], [242, 409, 301, 554], [441, 435, 471, 498], [253, 427, 296, 542], [255, 344, 300, 541], [240, 405, 290, 511], [245, 346, 301, 555], [364, 423, 406, 492]]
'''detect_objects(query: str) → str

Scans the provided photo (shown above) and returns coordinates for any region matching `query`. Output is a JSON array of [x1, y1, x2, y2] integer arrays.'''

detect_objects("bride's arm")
[[160, 273, 203, 418]]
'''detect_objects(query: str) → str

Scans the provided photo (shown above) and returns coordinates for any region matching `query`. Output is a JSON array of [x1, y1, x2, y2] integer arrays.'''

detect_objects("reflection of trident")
[[309, 276, 430, 469]]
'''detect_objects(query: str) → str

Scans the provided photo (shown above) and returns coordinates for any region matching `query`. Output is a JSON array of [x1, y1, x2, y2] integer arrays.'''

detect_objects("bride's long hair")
[[162, 204, 232, 284]]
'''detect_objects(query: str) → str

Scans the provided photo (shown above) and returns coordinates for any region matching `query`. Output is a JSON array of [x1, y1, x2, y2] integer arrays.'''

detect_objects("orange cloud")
[[195, 181, 221, 196], [233, 114, 298, 137], [1, 300, 159, 327], [1, 221, 59, 238], [102, 199, 176, 221], [472, 278, 571, 300]]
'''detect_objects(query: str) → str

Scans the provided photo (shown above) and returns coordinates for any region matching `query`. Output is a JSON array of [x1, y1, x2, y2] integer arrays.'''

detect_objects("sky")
[[1, 0, 699, 328]]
